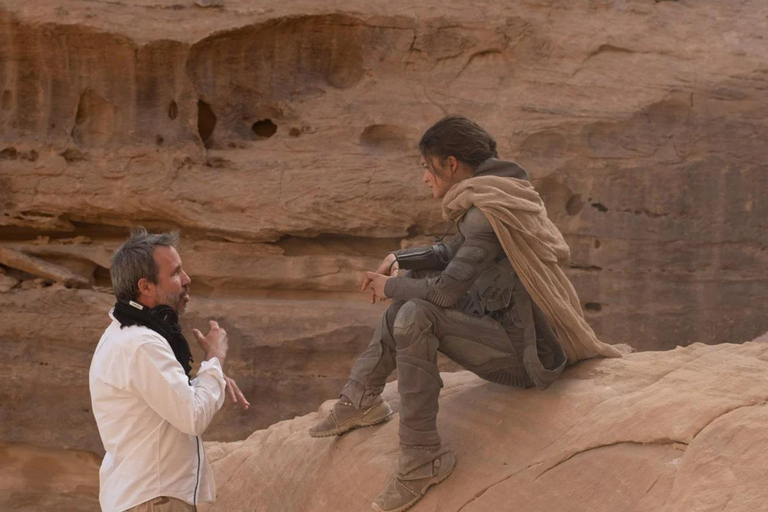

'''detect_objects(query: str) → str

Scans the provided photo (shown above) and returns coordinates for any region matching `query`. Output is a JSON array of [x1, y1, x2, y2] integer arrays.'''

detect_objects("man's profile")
[[89, 228, 248, 512]]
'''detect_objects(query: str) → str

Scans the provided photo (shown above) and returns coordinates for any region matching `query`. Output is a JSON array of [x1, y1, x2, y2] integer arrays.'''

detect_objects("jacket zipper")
[[194, 436, 201, 511]]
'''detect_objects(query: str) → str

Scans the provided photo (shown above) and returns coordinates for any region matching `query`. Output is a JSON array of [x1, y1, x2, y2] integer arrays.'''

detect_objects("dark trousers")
[[340, 290, 525, 447]]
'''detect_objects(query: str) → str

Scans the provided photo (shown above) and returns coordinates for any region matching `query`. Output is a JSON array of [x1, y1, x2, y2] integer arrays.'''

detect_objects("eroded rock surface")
[[0, 0, 766, 351], [0, 0, 767, 482], [5, 338, 767, 511], [203, 337, 768, 512]]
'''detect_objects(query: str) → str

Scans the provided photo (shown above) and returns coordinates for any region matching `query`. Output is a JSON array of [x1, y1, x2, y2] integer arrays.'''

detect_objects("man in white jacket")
[[90, 227, 249, 512]]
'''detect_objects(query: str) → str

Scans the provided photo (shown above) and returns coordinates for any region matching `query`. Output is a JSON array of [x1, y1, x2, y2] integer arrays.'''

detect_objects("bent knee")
[[393, 299, 433, 342]]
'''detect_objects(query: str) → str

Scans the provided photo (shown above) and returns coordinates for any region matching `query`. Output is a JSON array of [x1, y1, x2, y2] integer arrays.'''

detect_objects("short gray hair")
[[110, 227, 180, 302]]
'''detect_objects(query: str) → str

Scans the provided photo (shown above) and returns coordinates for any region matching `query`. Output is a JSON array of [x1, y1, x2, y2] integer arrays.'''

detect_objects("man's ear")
[[137, 277, 154, 298]]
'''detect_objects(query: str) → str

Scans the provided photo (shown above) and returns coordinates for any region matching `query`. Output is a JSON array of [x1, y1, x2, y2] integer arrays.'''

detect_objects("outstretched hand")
[[224, 375, 250, 410]]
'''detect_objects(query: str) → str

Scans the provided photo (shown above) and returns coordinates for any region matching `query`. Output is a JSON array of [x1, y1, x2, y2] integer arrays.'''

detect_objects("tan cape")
[[442, 175, 622, 364]]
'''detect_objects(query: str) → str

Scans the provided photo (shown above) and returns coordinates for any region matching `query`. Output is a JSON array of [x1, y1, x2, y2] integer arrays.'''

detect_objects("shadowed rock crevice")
[[168, 100, 178, 120], [584, 302, 602, 312], [71, 89, 118, 148], [197, 99, 217, 148]]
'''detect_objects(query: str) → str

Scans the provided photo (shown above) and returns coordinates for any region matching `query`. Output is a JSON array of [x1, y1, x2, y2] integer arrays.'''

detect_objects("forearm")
[[393, 234, 463, 271], [187, 358, 226, 434], [386, 214, 503, 307], [384, 276, 429, 301]]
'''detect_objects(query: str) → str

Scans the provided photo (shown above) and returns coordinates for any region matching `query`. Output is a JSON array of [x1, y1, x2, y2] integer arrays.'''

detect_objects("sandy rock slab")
[[203, 337, 768, 512]]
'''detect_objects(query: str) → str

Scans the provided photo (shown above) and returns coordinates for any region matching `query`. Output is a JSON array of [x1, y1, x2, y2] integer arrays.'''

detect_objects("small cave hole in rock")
[[594, 239, 601, 249], [585, 302, 602, 312], [289, 127, 302, 138], [565, 194, 584, 216], [155, 135, 164, 146], [252, 119, 277, 139], [168, 100, 178, 120], [197, 100, 217, 148], [0, 147, 18, 160], [591, 202, 608, 213], [60, 148, 87, 164], [360, 124, 409, 151]]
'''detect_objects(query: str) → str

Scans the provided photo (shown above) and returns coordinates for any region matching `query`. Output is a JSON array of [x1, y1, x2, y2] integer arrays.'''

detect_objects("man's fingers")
[[227, 381, 237, 403], [226, 378, 250, 410], [361, 278, 372, 292], [235, 387, 250, 410], [208, 320, 219, 330], [192, 329, 204, 341]]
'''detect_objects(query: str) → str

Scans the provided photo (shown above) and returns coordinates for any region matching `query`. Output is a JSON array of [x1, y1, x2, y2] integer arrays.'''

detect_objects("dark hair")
[[110, 226, 179, 302], [419, 116, 498, 174]]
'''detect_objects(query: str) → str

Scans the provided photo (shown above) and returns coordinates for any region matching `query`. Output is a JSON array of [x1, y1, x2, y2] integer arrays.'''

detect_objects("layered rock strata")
[[0, 0, 767, 466]]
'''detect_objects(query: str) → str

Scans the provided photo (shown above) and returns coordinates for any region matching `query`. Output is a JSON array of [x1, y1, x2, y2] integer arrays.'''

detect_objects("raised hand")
[[192, 320, 229, 365]]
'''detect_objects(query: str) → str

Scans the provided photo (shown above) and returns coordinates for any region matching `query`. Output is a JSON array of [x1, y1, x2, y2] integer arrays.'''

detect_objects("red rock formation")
[[0, 0, 766, 471]]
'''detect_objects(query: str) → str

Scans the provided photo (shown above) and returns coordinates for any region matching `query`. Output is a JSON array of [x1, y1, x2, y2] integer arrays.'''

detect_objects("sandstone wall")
[[1, 0, 767, 456]]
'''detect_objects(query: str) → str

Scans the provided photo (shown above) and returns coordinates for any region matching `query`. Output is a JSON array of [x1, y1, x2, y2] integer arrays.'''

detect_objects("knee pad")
[[393, 300, 434, 350]]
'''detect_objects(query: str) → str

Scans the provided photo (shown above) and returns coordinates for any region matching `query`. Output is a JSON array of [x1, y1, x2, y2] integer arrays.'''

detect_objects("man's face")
[[421, 156, 455, 199], [149, 246, 191, 314]]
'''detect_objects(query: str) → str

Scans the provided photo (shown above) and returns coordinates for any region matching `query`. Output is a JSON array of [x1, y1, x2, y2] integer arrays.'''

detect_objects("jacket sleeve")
[[130, 337, 226, 437], [392, 234, 464, 271], [384, 207, 504, 307]]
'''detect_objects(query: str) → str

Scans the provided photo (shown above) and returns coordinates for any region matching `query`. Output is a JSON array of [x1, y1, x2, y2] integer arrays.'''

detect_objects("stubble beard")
[[157, 287, 189, 315]]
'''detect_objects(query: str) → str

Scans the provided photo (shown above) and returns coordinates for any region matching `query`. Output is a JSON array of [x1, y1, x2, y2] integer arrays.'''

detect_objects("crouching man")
[[89, 228, 249, 512]]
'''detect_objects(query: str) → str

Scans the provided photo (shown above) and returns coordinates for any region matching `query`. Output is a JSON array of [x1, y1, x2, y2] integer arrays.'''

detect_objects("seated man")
[[89, 228, 249, 512], [311, 116, 619, 512]]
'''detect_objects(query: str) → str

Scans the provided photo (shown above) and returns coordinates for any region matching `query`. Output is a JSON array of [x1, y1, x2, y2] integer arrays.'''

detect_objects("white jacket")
[[89, 314, 226, 512]]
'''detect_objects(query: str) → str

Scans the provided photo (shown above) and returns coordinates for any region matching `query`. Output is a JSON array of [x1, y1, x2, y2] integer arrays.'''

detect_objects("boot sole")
[[309, 400, 394, 438], [370, 461, 455, 512]]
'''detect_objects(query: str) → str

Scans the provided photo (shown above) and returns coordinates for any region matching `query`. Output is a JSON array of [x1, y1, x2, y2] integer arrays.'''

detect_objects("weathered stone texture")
[[201, 338, 768, 512], [0, 0, 766, 480], [4, 338, 767, 512]]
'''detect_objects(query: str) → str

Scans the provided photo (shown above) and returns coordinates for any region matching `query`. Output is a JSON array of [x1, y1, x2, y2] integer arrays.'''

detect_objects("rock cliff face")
[[1, 0, 767, 460], [203, 338, 768, 512]]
